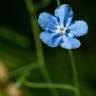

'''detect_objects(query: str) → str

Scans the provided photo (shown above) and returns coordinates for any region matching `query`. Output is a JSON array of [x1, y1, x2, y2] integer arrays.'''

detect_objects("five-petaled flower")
[[38, 4, 88, 49]]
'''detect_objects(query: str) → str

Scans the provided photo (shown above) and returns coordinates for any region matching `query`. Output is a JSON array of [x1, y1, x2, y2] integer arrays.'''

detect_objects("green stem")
[[14, 63, 38, 88], [25, 0, 59, 96], [56, 0, 61, 6], [16, 62, 38, 82], [31, 14, 58, 96], [56, 0, 80, 96], [23, 81, 77, 92], [68, 50, 80, 96], [10, 62, 38, 78]]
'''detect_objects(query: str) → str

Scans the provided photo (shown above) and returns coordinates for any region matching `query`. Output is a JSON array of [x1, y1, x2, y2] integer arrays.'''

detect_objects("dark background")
[[0, 0, 96, 96]]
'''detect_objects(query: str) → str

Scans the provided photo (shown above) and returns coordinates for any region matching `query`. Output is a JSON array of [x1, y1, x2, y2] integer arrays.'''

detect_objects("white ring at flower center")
[[56, 25, 67, 34]]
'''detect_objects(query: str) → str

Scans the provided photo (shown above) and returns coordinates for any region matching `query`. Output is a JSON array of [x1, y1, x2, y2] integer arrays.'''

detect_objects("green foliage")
[[0, 0, 95, 96], [0, 27, 30, 48]]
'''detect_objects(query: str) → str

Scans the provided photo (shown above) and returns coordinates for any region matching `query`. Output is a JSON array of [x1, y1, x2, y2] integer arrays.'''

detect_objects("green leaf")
[[0, 26, 31, 48]]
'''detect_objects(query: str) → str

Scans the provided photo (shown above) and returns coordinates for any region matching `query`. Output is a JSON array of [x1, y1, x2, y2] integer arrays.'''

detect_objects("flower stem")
[[25, 0, 59, 96], [56, 0, 61, 6], [68, 50, 80, 96], [55, 0, 80, 96], [10, 62, 38, 78], [23, 81, 77, 92], [31, 16, 58, 96], [16, 62, 39, 83]]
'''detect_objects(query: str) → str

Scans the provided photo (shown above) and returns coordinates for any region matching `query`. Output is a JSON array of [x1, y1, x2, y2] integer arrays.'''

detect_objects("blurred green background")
[[0, 0, 96, 96]]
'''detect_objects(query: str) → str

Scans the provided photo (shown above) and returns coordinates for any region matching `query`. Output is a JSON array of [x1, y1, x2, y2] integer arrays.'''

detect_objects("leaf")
[[0, 26, 31, 48]]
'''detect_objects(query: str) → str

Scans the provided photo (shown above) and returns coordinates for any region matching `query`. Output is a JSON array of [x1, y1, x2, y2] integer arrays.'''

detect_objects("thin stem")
[[25, 0, 59, 96], [24, 81, 77, 92], [56, 0, 61, 6], [31, 15, 58, 96], [68, 50, 80, 96], [14, 63, 39, 88], [17, 63, 39, 82], [10, 62, 38, 78], [55, 0, 80, 95]]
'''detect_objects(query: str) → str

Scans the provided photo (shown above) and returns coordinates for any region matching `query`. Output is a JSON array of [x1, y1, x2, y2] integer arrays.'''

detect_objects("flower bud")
[[5, 83, 22, 96], [0, 63, 9, 86]]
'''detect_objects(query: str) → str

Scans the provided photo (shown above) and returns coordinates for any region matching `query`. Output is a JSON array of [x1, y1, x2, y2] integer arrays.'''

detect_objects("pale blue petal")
[[54, 4, 73, 26], [68, 20, 88, 37], [40, 31, 60, 47], [60, 35, 81, 49], [38, 12, 58, 31]]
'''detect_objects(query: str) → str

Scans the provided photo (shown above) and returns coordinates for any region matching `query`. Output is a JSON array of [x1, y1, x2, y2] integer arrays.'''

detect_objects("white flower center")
[[56, 25, 67, 34]]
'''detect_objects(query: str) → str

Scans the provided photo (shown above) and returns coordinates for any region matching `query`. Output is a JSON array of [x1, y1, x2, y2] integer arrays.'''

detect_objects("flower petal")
[[38, 12, 58, 31], [40, 31, 60, 47], [68, 20, 88, 37], [60, 35, 81, 49], [54, 4, 73, 26]]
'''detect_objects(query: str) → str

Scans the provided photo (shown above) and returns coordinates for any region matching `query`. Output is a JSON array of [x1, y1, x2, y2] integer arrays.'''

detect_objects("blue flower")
[[38, 4, 88, 49]]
